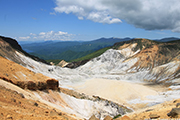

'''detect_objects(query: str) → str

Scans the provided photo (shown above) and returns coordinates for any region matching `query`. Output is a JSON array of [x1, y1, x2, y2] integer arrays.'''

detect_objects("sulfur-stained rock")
[[89, 115, 99, 120], [115, 115, 131, 120], [104, 115, 113, 120]]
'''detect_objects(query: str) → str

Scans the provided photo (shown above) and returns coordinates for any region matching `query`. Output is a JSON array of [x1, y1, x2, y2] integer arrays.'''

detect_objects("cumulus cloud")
[[54, 0, 180, 32], [54, 0, 121, 24], [18, 31, 74, 41]]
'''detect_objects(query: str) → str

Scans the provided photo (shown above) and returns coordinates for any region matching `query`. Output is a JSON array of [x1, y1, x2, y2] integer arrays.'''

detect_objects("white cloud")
[[19, 36, 30, 40], [18, 31, 74, 41], [78, 16, 84, 20], [54, 0, 121, 24], [54, 0, 180, 32], [39, 32, 46, 36]]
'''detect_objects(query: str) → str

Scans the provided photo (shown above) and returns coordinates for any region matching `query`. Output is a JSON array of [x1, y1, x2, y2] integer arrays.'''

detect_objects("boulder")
[[46, 79, 59, 90], [57, 60, 68, 67], [176, 103, 180, 108], [149, 114, 160, 119]]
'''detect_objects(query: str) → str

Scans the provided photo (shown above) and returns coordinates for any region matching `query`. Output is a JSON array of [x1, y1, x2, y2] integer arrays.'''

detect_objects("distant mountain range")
[[20, 37, 179, 62], [20, 37, 131, 61], [154, 37, 180, 42]]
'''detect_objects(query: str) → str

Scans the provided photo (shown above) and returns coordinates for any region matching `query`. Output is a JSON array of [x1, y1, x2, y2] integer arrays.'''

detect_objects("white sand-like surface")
[[70, 78, 159, 108]]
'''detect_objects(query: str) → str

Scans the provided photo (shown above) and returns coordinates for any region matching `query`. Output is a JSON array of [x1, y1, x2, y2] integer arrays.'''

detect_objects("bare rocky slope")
[[0, 36, 49, 65], [1, 36, 180, 119], [0, 36, 130, 119]]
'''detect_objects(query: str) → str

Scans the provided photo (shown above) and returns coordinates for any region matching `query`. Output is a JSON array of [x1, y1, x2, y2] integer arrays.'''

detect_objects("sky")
[[1, 0, 180, 41]]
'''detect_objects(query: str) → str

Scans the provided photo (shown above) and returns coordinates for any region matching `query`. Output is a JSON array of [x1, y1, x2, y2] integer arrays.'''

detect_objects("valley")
[[1, 35, 180, 119]]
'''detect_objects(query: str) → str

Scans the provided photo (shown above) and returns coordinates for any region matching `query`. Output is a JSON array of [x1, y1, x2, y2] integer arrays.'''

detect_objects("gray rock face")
[[176, 103, 180, 108], [167, 108, 180, 118]]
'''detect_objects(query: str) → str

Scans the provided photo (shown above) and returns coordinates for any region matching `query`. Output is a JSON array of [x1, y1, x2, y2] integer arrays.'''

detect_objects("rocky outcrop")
[[65, 59, 90, 68], [57, 60, 69, 67], [0, 36, 49, 65], [0, 56, 59, 91], [167, 108, 180, 118], [0, 75, 59, 91], [113, 38, 180, 73]]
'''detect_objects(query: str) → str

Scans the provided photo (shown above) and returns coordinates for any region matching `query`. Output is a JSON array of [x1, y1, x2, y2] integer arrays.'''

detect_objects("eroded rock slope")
[[1, 36, 180, 119]]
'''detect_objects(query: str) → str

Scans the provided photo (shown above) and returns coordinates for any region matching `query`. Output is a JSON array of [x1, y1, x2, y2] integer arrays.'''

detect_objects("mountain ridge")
[[1, 35, 180, 119], [20, 37, 131, 61], [0, 36, 49, 65]]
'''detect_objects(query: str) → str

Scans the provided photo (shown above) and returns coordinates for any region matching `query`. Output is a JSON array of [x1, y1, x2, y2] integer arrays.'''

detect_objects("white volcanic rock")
[[144, 60, 180, 84], [33, 90, 125, 120], [13, 47, 180, 119], [15, 51, 90, 85], [77, 49, 139, 75]]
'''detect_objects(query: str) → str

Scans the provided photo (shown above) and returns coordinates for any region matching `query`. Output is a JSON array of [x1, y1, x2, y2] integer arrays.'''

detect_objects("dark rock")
[[176, 103, 180, 107], [37, 82, 47, 90], [58, 112, 62, 116], [167, 108, 180, 118], [11, 98, 16, 102], [19, 93, 25, 98], [46, 79, 59, 90], [34, 102, 38, 107], [27, 81, 36, 90], [48, 69, 53, 72], [16, 81, 26, 89], [145, 109, 154, 112], [45, 111, 49, 114], [65, 59, 90, 69], [105, 100, 109, 106], [14, 79, 58, 91]]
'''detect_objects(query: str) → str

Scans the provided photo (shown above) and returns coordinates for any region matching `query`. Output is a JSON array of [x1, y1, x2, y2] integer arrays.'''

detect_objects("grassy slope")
[[71, 47, 111, 62]]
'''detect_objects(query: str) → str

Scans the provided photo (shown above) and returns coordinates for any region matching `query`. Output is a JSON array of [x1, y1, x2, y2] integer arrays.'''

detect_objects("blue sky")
[[1, 0, 180, 41]]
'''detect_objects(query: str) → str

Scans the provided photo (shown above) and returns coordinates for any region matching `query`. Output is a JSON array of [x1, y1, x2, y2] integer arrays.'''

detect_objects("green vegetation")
[[113, 114, 121, 119], [21, 38, 131, 61], [46, 59, 62, 65], [71, 47, 111, 62], [45, 46, 111, 64]]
